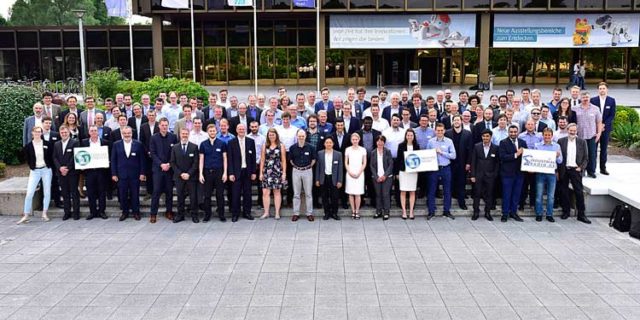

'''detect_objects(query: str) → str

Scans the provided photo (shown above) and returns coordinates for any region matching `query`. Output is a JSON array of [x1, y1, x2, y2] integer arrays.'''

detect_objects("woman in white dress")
[[344, 133, 367, 219], [396, 129, 420, 219]]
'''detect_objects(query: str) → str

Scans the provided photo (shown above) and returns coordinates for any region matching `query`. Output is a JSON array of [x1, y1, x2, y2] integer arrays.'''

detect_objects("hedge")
[[614, 105, 639, 125], [117, 77, 209, 102], [0, 85, 42, 164]]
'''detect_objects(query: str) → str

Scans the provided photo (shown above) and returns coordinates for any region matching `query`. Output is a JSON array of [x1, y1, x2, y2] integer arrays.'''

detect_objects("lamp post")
[[72, 9, 87, 99]]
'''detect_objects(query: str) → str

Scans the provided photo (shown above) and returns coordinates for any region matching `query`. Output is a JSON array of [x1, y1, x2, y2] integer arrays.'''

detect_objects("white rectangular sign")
[[74, 146, 110, 170], [330, 14, 476, 49], [493, 14, 640, 48], [521, 148, 557, 174], [404, 149, 438, 173]]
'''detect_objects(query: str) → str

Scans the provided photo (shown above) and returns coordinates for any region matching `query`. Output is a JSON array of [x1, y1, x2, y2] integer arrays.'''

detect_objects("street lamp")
[[72, 9, 87, 99]]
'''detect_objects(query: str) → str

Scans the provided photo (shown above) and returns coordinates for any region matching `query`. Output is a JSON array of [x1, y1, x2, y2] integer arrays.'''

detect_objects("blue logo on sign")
[[405, 154, 421, 169]]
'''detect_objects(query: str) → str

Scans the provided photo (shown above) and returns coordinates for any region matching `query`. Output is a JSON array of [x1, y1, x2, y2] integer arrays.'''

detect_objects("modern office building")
[[1, 0, 639, 87]]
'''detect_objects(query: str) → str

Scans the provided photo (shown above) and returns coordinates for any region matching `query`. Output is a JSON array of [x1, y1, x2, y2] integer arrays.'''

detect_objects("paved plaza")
[[1, 217, 640, 320]]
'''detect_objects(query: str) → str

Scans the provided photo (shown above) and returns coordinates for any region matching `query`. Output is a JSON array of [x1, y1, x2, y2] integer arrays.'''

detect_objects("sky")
[[0, 0, 151, 23]]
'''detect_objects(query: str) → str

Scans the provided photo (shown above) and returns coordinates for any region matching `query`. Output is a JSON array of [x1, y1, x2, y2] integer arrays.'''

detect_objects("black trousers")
[[232, 168, 252, 217], [175, 178, 197, 218], [85, 169, 106, 217], [320, 175, 339, 217], [58, 173, 80, 216], [520, 172, 536, 207], [312, 168, 321, 207], [151, 171, 174, 215], [50, 174, 61, 204], [473, 176, 495, 214], [560, 168, 586, 216], [144, 155, 154, 195], [364, 170, 377, 206], [202, 168, 225, 218], [285, 153, 293, 204], [117, 178, 140, 214], [451, 163, 467, 207]]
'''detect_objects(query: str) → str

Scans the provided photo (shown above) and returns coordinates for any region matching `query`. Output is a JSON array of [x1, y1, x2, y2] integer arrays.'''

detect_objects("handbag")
[[609, 204, 632, 232]]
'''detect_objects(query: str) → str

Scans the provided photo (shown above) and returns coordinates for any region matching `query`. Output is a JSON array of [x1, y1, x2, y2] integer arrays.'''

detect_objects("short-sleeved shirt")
[[289, 143, 316, 168], [199, 138, 227, 170], [574, 104, 602, 140]]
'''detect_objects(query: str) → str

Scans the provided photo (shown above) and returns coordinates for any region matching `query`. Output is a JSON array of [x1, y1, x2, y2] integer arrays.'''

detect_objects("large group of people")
[[18, 83, 616, 225]]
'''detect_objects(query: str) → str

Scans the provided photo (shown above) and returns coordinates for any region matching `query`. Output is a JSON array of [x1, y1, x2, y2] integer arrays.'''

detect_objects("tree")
[[9, 0, 124, 26], [0, 16, 7, 26]]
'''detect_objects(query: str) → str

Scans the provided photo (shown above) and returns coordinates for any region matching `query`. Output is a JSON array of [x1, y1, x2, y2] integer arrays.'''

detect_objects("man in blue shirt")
[[199, 124, 228, 222], [534, 128, 563, 222], [427, 123, 457, 220], [518, 119, 543, 211]]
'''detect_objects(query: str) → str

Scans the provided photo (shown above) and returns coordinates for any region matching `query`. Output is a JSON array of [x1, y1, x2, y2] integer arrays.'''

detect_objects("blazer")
[[96, 126, 112, 143], [127, 116, 148, 140], [445, 128, 473, 167], [470, 142, 500, 180], [408, 106, 426, 123], [24, 140, 54, 170], [170, 141, 199, 181], [140, 121, 159, 150], [43, 131, 61, 146], [179, 110, 204, 121], [343, 117, 361, 135], [227, 136, 257, 176], [314, 100, 334, 114], [552, 110, 577, 125], [110, 140, 145, 180], [42, 104, 61, 126], [352, 100, 370, 119], [327, 109, 345, 124], [53, 138, 79, 176], [330, 132, 352, 153], [382, 106, 404, 123], [22, 116, 40, 146], [202, 105, 227, 121], [173, 117, 196, 136], [79, 109, 106, 132], [395, 142, 421, 172], [315, 150, 343, 187], [498, 137, 528, 177], [58, 108, 84, 127], [557, 136, 589, 177], [369, 147, 394, 180], [110, 128, 124, 143], [471, 120, 497, 144], [590, 96, 616, 130], [229, 115, 255, 135], [521, 121, 548, 133]]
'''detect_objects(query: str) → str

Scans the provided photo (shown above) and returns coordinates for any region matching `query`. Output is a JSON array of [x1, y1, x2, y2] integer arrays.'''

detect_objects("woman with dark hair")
[[396, 128, 420, 219], [370, 135, 393, 220], [553, 97, 577, 125], [63, 112, 84, 140], [259, 128, 287, 219], [18, 126, 54, 224]]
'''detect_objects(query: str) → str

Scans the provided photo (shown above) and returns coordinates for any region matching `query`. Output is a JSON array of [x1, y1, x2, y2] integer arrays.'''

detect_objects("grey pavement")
[[0, 216, 640, 319]]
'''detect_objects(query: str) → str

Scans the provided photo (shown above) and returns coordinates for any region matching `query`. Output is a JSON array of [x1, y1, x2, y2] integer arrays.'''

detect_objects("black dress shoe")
[[510, 214, 523, 222], [173, 216, 185, 223], [373, 211, 382, 219], [243, 214, 255, 221], [426, 213, 434, 220], [443, 212, 455, 220], [118, 214, 127, 221], [86, 214, 95, 221], [518, 205, 524, 211], [587, 173, 597, 178], [536, 216, 542, 222], [501, 216, 508, 222], [219, 216, 227, 222], [471, 212, 479, 221], [203, 214, 211, 222], [323, 215, 330, 220], [600, 169, 610, 175], [332, 214, 341, 221], [62, 214, 71, 221], [561, 212, 570, 220], [484, 213, 493, 221], [459, 204, 468, 210], [231, 216, 239, 222], [577, 216, 592, 224], [133, 213, 141, 221], [100, 212, 108, 219], [73, 213, 80, 220], [546, 216, 555, 223], [192, 216, 200, 223]]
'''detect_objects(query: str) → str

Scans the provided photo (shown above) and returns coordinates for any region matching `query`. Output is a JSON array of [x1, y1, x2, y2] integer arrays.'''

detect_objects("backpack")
[[609, 204, 632, 232]]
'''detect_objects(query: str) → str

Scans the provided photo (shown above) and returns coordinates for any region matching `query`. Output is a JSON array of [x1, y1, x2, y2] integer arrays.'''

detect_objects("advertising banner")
[[74, 146, 110, 170], [520, 149, 557, 174], [493, 14, 640, 48], [404, 149, 439, 173], [330, 14, 476, 49]]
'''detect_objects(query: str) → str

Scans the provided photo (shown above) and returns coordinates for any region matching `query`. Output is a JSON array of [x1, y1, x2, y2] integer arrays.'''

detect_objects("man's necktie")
[[182, 144, 187, 155]]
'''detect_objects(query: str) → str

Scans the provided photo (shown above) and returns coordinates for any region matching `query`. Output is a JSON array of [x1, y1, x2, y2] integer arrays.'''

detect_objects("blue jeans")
[[428, 166, 451, 214], [586, 137, 597, 175], [23, 167, 52, 214], [535, 173, 556, 217], [501, 174, 523, 217]]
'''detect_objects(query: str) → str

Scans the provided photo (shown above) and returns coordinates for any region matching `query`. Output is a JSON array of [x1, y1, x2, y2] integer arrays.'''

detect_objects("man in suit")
[[331, 119, 351, 209], [110, 115, 129, 143], [409, 93, 426, 124], [498, 125, 527, 222], [382, 92, 403, 123], [521, 107, 548, 133], [127, 104, 148, 141], [111, 127, 146, 221], [440, 101, 459, 130], [170, 127, 200, 223], [314, 87, 334, 114], [81, 125, 110, 220], [315, 137, 343, 220], [327, 97, 345, 125], [149, 118, 178, 223], [470, 130, 500, 221], [352, 87, 370, 119], [42, 92, 61, 127], [445, 115, 473, 211], [229, 103, 254, 135], [179, 98, 204, 121], [227, 124, 257, 222], [590, 82, 616, 175], [79, 97, 105, 133], [472, 108, 497, 144], [94, 113, 112, 142], [53, 125, 80, 220], [357, 117, 381, 206], [202, 93, 226, 122], [58, 96, 83, 128], [400, 109, 418, 129], [341, 103, 361, 134], [557, 123, 591, 224], [140, 110, 159, 197], [40, 117, 63, 208], [23, 103, 45, 146], [173, 104, 196, 135]]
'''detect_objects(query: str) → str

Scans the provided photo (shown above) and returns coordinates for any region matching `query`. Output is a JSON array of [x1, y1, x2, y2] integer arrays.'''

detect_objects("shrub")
[[614, 105, 640, 125], [86, 68, 123, 100], [0, 85, 42, 164], [116, 77, 209, 101], [612, 122, 640, 148], [0, 162, 5, 178]]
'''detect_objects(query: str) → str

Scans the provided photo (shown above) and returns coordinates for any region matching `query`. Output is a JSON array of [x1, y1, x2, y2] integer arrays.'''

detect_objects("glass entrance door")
[[346, 57, 367, 87]]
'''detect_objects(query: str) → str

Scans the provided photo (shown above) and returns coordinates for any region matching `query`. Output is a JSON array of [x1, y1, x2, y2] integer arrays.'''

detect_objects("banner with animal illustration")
[[493, 14, 640, 48], [329, 14, 476, 49]]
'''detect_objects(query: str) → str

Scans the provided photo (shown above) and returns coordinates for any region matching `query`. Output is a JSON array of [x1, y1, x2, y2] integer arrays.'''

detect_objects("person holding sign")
[[80, 125, 110, 220], [396, 129, 420, 220], [470, 129, 500, 221], [533, 128, 563, 222], [426, 124, 457, 220], [499, 125, 527, 223], [111, 127, 146, 222]]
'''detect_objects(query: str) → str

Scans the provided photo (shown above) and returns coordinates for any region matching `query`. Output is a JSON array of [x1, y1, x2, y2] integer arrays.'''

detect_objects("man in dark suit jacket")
[[53, 126, 80, 220], [127, 105, 148, 141], [472, 108, 497, 144], [409, 94, 426, 124], [557, 124, 591, 224], [470, 130, 500, 221], [315, 139, 344, 220], [80, 125, 110, 220], [590, 82, 616, 175], [229, 104, 255, 136], [445, 115, 473, 210], [110, 115, 129, 143], [140, 111, 159, 196], [110, 127, 146, 221], [58, 96, 84, 129], [170, 127, 200, 223], [357, 119, 381, 207], [227, 124, 257, 222], [498, 125, 527, 222], [327, 98, 345, 125]]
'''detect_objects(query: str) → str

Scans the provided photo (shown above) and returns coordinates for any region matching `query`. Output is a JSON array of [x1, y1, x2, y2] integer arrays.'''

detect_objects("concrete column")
[[318, 14, 326, 88], [152, 15, 164, 78], [478, 13, 491, 83]]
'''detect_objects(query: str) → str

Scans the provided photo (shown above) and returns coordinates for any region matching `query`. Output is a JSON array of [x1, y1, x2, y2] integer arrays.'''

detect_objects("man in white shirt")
[[189, 118, 207, 147], [260, 96, 283, 125], [276, 112, 299, 207], [370, 105, 389, 132], [218, 88, 231, 108], [164, 91, 181, 131], [383, 114, 406, 208], [248, 120, 266, 208]]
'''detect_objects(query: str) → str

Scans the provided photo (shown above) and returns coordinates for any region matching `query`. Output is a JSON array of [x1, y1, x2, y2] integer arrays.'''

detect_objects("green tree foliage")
[[0, 16, 7, 26], [0, 85, 42, 164], [9, 0, 124, 26]]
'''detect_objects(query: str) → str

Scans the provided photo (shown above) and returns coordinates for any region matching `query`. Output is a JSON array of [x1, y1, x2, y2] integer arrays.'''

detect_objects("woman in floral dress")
[[259, 128, 287, 220]]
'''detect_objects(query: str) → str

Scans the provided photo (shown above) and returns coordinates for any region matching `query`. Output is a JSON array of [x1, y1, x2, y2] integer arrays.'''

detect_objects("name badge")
[[189, 153, 194, 157], [491, 154, 496, 157], [52, 137, 58, 140], [333, 160, 338, 164], [216, 148, 221, 152], [43, 145, 48, 149], [131, 152, 137, 156], [304, 152, 309, 155], [170, 144, 174, 147], [249, 150, 253, 154], [66, 149, 72, 152], [606, 106, 611, 109], [324, 129, 329, 132]]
